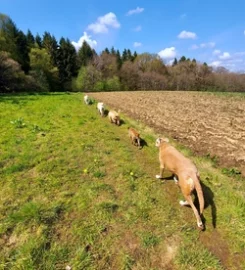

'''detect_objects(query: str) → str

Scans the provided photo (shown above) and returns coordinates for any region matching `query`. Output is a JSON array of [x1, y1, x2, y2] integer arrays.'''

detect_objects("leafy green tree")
[[105, 76, 121, 91], [76, 65, 102, 91], [0, 14, 29, 72], [29, 47, 58, 91], [0, 51, 36, 92]]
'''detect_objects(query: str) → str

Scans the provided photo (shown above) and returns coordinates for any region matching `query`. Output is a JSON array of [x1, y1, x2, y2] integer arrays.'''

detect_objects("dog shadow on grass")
[[103, 109, 109, 117], [140, 138, 148, 149], [193, 181, 217, 229]]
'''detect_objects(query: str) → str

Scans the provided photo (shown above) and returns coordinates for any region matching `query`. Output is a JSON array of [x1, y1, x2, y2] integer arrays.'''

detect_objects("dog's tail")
[[193, 174, 204, 214]]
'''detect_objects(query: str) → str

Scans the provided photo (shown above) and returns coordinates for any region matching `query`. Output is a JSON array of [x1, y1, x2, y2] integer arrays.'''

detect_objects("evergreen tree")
[[116, 50, 122, 69], [110, 46, 116, 55], [42, 32, 58, 66], [104, 47, 110, 54], [16, 30, 30, 73], [127, 49, 132, 61], [179, 56, 186, 62], [172, 58, 178, 66], [122, 49, 128, 62], [77, 40, 94, 67], [132, 51, 138, 62], [35, 34, 42, 48], [57, 37, 77, 84], [26, 29, 35, 48]]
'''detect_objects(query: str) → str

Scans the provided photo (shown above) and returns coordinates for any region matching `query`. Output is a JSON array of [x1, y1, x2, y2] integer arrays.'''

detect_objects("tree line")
[[1, 13, 245, 93]]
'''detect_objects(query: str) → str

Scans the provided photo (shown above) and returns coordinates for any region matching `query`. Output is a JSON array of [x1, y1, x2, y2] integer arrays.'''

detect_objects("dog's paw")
[[197, 222, 204, 230], [156, 175, 163, 179], [179, 200, 189, 206]]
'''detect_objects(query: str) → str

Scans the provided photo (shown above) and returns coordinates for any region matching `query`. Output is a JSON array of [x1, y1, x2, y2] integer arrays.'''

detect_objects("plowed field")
[[89, 91, 245, 175]]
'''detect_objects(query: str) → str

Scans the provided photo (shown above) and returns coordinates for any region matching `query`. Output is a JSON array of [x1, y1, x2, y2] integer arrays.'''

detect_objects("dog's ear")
[[155, 138, 162, 147], [162, 137, 169, 143]]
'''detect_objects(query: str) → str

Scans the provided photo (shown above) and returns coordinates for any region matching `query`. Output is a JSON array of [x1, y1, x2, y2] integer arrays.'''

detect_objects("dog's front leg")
[[156, 166, 164, 179]]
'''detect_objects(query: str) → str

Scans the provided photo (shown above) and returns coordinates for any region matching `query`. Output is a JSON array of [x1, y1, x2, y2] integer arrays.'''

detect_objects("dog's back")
[[160, 144, 197, 176]]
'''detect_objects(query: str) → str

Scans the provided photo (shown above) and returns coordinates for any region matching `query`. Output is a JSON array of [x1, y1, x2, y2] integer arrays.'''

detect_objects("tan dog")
[[128, 127, 141, 148], [155, 138, 204, 230], [108, 110, 120, 126]]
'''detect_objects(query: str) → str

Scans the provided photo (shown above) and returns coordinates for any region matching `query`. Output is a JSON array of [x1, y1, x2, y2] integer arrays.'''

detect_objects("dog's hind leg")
[[182, 193, 203, 230]]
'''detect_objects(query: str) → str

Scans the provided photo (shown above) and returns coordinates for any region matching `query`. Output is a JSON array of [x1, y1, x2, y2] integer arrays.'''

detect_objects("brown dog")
[[128, 127, 141, 148], [155, 138, 204, 230]]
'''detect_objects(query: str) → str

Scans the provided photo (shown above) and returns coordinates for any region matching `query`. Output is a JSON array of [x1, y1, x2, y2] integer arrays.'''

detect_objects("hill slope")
[[0, 93, 244, 269]]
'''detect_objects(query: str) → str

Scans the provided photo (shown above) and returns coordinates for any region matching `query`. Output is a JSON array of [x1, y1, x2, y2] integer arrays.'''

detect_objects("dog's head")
[[155, 137, 169, 147]]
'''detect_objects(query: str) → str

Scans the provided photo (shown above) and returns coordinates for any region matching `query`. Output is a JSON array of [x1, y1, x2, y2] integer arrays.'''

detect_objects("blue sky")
[[1, 0, 245, 71]]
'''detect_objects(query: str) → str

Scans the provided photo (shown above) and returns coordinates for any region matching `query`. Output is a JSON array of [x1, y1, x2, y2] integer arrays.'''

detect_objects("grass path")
[[0, 93, 244, 269]]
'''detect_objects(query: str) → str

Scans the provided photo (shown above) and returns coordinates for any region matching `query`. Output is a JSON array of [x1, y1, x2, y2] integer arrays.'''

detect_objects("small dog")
[[128, 127, 141, 148], [155, 137, 204, 230], [84, 95, 91, 105], [97, 102, 105, 117], [108, 110, 120, 126]]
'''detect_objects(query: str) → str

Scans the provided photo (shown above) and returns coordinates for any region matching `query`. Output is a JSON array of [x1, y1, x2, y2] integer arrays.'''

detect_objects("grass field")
[[0, 93, 245, 269]]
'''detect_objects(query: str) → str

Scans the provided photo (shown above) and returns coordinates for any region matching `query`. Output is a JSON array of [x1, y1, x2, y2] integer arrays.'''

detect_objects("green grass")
[[0, 93, 245, 269]]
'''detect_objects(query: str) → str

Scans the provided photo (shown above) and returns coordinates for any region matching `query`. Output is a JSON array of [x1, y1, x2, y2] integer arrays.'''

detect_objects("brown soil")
[[89, 91, 245, 176]]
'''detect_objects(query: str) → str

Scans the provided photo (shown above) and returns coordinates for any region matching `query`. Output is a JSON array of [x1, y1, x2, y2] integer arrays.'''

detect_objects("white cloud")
[[178, 30, 197, 39], [190, 42, 215, 50], [87, 12, 120, 34], [219, 52, 231, 60], [167, 59, 175, 66], [158, 47, 177, 59], [213, 49, 221, 55], [209, 61, 222, 67], [190, 44, 199, 50], [180, 13, 187, 19], [234, 51, 245, 56], [133, 25, 142, 32], [133, 42, 142, 47], [210, 51, 245, 71], [71, 32, 97, 51], [200, 42, 215, 48], [244, 30, 245, 35], [126, 7, 144, 16]]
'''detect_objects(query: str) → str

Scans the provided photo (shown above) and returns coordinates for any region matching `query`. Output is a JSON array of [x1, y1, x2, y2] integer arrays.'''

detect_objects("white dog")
[[97, 102, 105, 116], [84, 95, 90, 105]]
